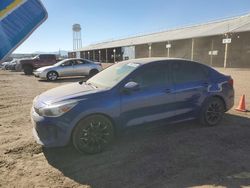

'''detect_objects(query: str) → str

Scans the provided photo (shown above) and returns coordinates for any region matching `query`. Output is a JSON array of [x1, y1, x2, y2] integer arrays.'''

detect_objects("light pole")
[[113, 49, 116, 63]]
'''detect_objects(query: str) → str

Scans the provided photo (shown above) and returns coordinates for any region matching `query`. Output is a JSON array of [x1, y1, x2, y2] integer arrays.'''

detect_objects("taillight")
[[228, 78, 234, 87]]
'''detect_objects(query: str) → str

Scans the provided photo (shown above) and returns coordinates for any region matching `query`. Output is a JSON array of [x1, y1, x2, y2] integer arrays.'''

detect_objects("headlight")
[[38, 100, 78, 117]]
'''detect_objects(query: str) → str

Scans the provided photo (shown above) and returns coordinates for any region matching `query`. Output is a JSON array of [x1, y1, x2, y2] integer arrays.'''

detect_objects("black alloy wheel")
[[72, 115, 114, 154], [200, 97, 225, 126]]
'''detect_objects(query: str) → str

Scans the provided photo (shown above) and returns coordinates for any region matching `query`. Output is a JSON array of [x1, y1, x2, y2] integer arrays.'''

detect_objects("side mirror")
[[123, 81, 140, 92]]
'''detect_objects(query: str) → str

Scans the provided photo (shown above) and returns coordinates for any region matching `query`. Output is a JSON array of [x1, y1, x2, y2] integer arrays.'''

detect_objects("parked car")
[[9, 60, 18, 71], [33, 58, 102, 81], [3, 59, 16, 70], [31, 58, 234, 154], [1, 61, 9, 69], [14, 60, 23, 72], [20, 54, 57, 75]]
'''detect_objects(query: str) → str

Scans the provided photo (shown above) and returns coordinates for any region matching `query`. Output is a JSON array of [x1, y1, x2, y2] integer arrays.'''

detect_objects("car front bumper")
[[31, 107, 72, 147], [33, 71, 47, 79]]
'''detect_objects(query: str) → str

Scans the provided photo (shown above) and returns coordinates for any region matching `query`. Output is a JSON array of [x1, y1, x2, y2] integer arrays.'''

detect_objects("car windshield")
[[54, 59, 69, 66], [32, 55, 39, 59], [87, 62, 141, 88]]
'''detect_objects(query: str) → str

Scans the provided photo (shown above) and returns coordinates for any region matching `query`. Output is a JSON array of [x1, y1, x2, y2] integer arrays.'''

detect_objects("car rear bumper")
[[225, 93, 234, 111]]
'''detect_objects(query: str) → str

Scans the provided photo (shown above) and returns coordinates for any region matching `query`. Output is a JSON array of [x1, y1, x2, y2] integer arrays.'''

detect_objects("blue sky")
[[15, 0, 250, 53]]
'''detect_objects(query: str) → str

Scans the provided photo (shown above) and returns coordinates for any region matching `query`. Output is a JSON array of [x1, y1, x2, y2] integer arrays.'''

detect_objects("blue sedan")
[[31, 58, 234, 153]]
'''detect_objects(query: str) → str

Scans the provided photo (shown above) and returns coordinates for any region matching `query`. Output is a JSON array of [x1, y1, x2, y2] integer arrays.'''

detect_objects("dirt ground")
[[0, 67, 250, 188]]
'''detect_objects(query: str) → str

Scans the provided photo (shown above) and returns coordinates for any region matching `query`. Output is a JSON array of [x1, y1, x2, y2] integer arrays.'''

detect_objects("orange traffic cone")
[[235, 95, 248, 112]]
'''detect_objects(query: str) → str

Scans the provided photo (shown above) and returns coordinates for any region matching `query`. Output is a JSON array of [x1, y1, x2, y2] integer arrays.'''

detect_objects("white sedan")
[[34, 58, 103, 81]]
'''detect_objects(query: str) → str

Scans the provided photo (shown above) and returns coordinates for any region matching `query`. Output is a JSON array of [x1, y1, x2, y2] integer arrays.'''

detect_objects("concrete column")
[[99, 50, 101, 62], [223, 34, 230, 68], [210, 40, 214, 66], [224, 43, 229, 68], [191, 39, 195, 60], [148, 44, 152, 57], [113, 49, 116, 63], [88, 51, 90, 59], [106, 49, 108, 63], [166, 42, 171, 57], [93, 50, 95, 61]]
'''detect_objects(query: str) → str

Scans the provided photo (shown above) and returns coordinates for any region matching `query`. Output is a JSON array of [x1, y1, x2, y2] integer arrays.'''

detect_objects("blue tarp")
[[0, 0, 47, 61]]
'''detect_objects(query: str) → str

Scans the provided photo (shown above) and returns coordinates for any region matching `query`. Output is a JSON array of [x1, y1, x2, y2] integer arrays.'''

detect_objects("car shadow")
[[43, 113, 250, 188]]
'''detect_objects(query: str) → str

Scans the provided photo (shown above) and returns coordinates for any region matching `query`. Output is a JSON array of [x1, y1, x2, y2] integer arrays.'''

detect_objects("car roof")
[[121, 57, 192, 65], [66, 58, 93, 62]]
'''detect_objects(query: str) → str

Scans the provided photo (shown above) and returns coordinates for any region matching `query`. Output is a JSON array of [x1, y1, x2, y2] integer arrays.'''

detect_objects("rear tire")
[[72, 115, 114, 154], [23, 66, 33, 75], [89, 69, 99, 77], [47, 71, 58, 81], [200, 97, 225, 126]]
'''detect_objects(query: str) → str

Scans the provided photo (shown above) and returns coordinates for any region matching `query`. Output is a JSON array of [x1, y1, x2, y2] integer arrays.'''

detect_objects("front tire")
[[23, 66, 33, 75], [47, 71, 58, 81], [72, 115, 114, 154], [200, 97, 225, 126]]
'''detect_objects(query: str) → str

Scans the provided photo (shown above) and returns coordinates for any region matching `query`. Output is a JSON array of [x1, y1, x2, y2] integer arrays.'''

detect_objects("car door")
[[60, 60, 74, 77], [171, 60, 210, 120], [72, 59, 89, 76], [120, 61, 176, 127]]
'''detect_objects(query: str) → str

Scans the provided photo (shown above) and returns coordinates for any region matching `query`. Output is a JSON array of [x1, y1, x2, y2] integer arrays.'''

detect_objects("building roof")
[[77, 13, 250, 51]]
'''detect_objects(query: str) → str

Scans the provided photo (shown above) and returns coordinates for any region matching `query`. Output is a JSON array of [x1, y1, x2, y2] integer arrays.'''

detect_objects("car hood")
[[36, 66, 55, 72], [34, 82, 104, 108]]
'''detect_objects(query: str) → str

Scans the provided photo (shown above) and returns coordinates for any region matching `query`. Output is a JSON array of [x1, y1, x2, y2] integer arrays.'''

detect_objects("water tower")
[[72, 24, 82, 50]]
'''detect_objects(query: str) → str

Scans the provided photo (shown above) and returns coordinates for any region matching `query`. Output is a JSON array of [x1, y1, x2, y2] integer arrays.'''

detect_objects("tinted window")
[[132, 63, 169, 88], [72, 60, 84, 65], [39, 54, 55, 59], [61, 60, 72, 66], [172, 61, 207, 84]]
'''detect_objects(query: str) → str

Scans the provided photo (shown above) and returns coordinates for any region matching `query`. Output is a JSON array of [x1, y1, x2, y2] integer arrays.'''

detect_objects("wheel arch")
[[89, 68, 99, 74], [203, 94, 227, 112]]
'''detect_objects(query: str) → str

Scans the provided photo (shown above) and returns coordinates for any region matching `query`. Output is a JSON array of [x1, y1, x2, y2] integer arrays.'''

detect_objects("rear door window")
[[172, 61, 208, 84]]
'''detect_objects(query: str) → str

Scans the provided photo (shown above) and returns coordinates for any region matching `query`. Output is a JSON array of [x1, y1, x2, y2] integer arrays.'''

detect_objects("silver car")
[[34, 58, 103, 81]]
